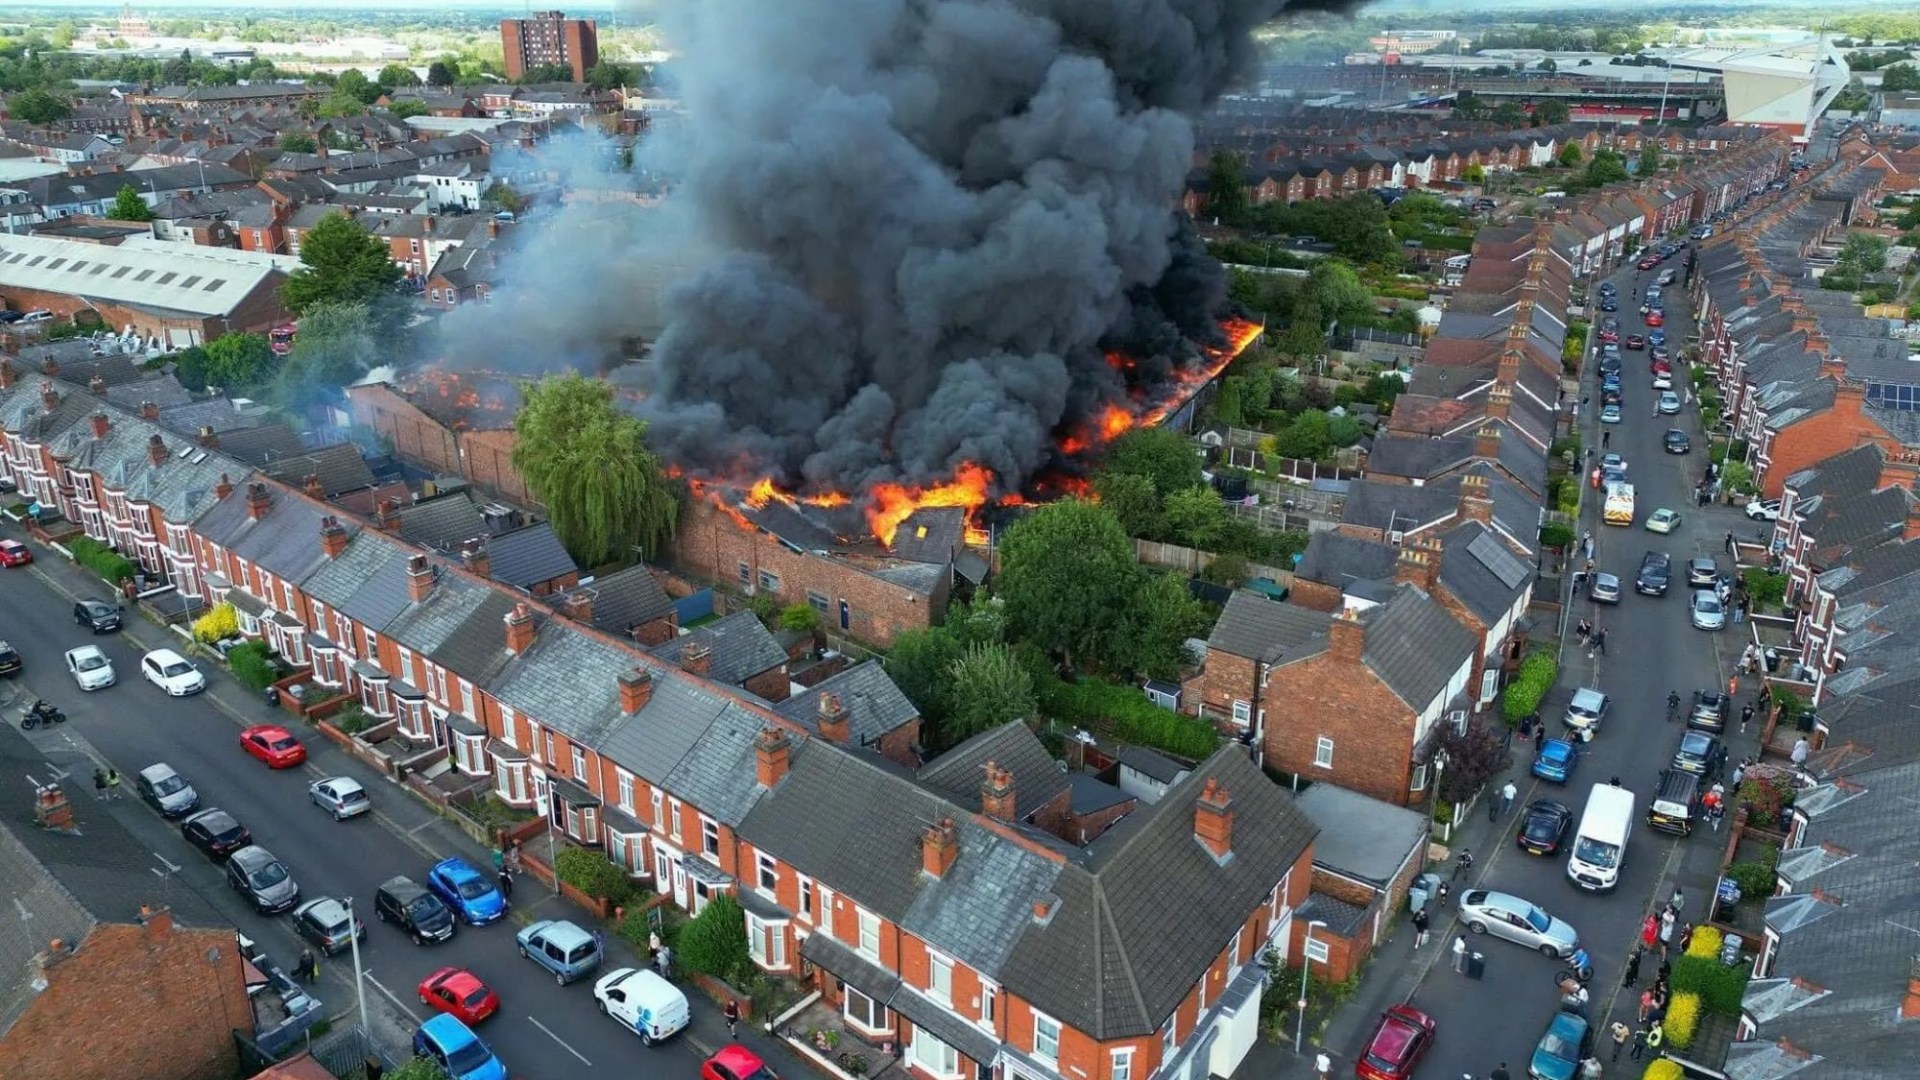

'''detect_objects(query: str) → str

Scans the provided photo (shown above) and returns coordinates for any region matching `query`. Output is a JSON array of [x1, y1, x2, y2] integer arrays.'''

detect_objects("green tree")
[[280, 213, 403, 315], [1557, 142, 1584, 168], [1091, 470, 1163, 540], [1306, 260, 1375, 327], [1162, 485, 1228, 550], [1537, 58, 1558, 73], [886, 627, 964, 728], [996, 499, 1141, 672], [426, 60, 456, 87], [335, 68, 383, 105], [1205, 149, 1249, 225], [11, 89, 71, 125], [106, 184, 153, 222], [1121, 572, 1210, 682], [273, 302, 376, 406], [943, 642, 1037, 744], [1534, 99, 1570, 126], [1213, 376, 1245, 427], [1328, 413, 1365, 448], [387, 99, 429, 120], [584, 61, 633, 91], [1102, 426, 1203, 498], [384, 1058, 450, 1080], [483, 181, 523, 214], [1585, 149, 1629, 186], [1281, 296, 1325, 358], [1638, 141, 1662, 175], [203, 332, 275, 388], [170, 345, 214, 392], [378, 63, 420, 89], [518, 62, 578, 84], [512, 373, 679, 566], [676, 892, 749, 982], [1463, 163, 1487, 183], [1272, 409, 1333, 460], [278, 131, 317, 154], [1882, 62, 1920, 91]]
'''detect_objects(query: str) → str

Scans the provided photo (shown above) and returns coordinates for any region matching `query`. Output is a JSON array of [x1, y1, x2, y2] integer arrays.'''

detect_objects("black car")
[[73, 599, 121, 633], [1636, 551, 1672, 596], [1601, 387, 1623, 406], [181, 808, 252, 860], [0, 640, 19, 678], [1599, 298, 1618, 312], [1516, 799, 1573, 855], [1689, 691, 1729, 733], [373, 875, 457, 945], [1664, 429, 1691, 454], [1672, 730, 1724, 777]]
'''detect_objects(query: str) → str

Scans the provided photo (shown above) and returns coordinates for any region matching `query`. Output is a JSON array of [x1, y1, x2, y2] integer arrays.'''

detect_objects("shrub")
[[1684, 924, 1723, 960], [1038, 677, 1219, 759], [1663, 991, 1702, 1048], [67, 536, 137, 585], [1501, 651, 1559, 724], [227, 640, 278, 691], [1539, 523, 1575, 551], [745, 592, 778, 623], [1742, 568, 1787, 608], [1738, 775, 1794, 828], [192, 602, 240, 644], [554, 847, 639, 906], [1671, 954, 1750, 1015], [777, 604, 819, 633], [332, 705, 370, 736], [1700, 405, 1721, 432], [1724, 858, 1776, 901], [618, 904, 662, 950], [676, 892, 750, 983], [1641, 1061, 1684, 1080]]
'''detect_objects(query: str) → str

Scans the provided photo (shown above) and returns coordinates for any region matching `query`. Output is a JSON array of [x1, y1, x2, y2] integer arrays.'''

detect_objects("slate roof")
[[1291, 784, 1429, 889], [182, 477, 337, 582], [259, 441, 377, 498], [300, 529, 416, 633], [1437, 520, 1534, 624], [1206, 590, 1335, 661], [917, 722, 1070, 820], [1275, 585, 1475, 709], [774, 661, 921, 747], [651, 611, 786, 686], [1118, 747, 1191, 785], [483, 523, 578, 589], [548, 564, 675, 635], [1293, 532, 1398, 595], [889, 508, 965, 564], [396, 494, 493, 550], [487, 617, 640, 750], [1340, 479, 1458, 536]]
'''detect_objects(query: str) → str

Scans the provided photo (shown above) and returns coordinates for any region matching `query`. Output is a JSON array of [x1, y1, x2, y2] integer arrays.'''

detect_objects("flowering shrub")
[[1664, 992, 1702, 1049], [191, 602, 239, 644], [1641, 1062, 1683, 1080], [1684, 925, 1723, 960]]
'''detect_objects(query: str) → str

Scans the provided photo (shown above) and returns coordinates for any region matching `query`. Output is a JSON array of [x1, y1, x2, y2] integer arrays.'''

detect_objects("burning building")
[[346, 370, 529, 504]]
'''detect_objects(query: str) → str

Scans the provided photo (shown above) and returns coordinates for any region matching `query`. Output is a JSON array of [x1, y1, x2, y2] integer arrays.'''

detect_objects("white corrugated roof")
[[0, 234, 283, 316]]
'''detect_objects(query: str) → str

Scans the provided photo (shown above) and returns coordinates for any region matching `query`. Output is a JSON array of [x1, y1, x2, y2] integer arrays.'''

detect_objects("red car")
[[1598, 329, 1619, 344], [240, 724, 307, 769], [1356, 1004, 1436, 1080], [1646, 310, 1665, 327], [418, 967, 499, 1026], [1625, 335, 1645, 351], [0, 540, 30, 567], [1637, 258, 1660, 270], [705, 1045, 779, 1080]]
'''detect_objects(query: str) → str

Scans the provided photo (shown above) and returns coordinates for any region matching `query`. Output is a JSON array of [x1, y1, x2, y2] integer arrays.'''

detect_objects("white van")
[[1566, 783, 1635, 892], [592, 966, 690, 1045]]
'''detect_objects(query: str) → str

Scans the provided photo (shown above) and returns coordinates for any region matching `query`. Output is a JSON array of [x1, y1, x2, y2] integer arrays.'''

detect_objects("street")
[[0, 548, 780, 1080], [1357, 253, 1750, 1078]]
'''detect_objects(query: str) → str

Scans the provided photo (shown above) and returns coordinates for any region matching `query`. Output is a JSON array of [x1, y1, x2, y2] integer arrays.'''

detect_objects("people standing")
[[1728, 673, 1740, 699], [1622, 946, 1643, 988], [498, 868, 514, 900], [1593, 626, 1609, 656], [1412, 907, 1431, 949], [1658, 909, 1676, 958], [1576, 618, 1591, 645], [1645, 1020, 1666, 1055], [1501, 780, 1517, 816], [1637, 988, 1655, 1023], [1314, 1052, 1331, 1080], [506, 841, 522, 873], [1630, 1026, 1649, 1061], [1491, 1064, 1512, 1080], [1610, 1021, 1632, 1061], [1454, 848, 1474, 881], [1732, 758, 1748, 790], [105, 768, 120, 800], [1453, 934, 1468, 974], [298, 947, 317, 983], [724, 998, 741, 1039], [1792, 737, 1811, 767], [93, 768, 107, 801], [1741, 703, 1755, 733], [1677, 923, 1694, 956], [648, 928, 662, 962], [1724, 531, 1735, 554], [1669, 886, 1685, 917]]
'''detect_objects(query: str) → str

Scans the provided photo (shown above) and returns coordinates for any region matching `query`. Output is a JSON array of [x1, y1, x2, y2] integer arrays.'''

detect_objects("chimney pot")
[[681, 641, 714, 678], [147, 433, 167, 467], [319, 514, 350, 557], [405, 553, 434, 602], [373, 498, 400, 531], [1195, 777, 1235, 859], [90, 412, 110, 439], [1475, 423, 1503, 458], [617, 668, 653, 714], [504, 602, 536, 653], [88, 374, 107, 395], [981, 760, 1017, 821], [195, 424, 217, 448], [816, 691, 851, 744], [215, 472, 234, 501], [1328, 605, 1365, 665], [461, 538, 491, 579], [40, 381, 59, 413], [921, 816, 959, 878], [1457, 473, 1493, 525], [756, 727, 792, 788], [303, 473, 324, 499]]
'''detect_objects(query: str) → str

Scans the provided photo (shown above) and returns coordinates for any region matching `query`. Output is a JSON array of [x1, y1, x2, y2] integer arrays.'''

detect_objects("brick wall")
[[459, 428, 530, 505], [348, 384, 461, 478], [0, 912, 248, 1080], [1262, 649, 1417, 805], [1182, 648, 1256, 721], [1760, 385, 1894, 498], [1287, 577, 1343, 612], [742, 665, 790, 704]]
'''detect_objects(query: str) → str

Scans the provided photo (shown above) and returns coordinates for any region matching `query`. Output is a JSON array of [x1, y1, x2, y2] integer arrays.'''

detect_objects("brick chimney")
[[1194, 777, 1234, 860], [1395, 544, 1439, 591], [372, 498, 400, 531], [1791, 315, 1819, 337], [40, 381, 58, 413], [145, 433, 166, 467], [981, 760, 1016, 820], [1903, 955, 1920, 1020], [405, 553, 434, 602], [921, 817, 959, 878], [135, 398, 159, 420], [1905, 500, 1920, 544], [87, 374, 107, 396], [1879, 448, 1920, 492], [303, 473, 324, 500], [319, 515, 350, 558], [817, 692, 851, 744], [195, 424, 217, 449], [504, 602, 536, 653], [618, 668, 653, 714], [1458, 473, 1493, 525], [215, 473, 233, 501], [681, 641, 714, 677], [1818, 356, 1846, 382], [461, 538, 490, 579], [41, 358, 58, 378], [1328, 605, 1365, 665], [1506, 319, 1527, 344], [563, 591, 593, 624], [34, 780, 73, 830], [754, 727, 793, 788], [0, 360, 13, 389], [90, 412, 110, 439], [137, 904, 172, 939], [1497, 347, 1523, 386]]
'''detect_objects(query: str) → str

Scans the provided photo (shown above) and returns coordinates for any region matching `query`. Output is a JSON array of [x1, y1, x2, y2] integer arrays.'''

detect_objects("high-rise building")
[[501, 10, 600, 83]]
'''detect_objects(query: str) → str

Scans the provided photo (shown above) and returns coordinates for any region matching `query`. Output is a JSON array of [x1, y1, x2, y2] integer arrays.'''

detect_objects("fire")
[[866, 462, 995, 548], [1097, 403, 1135, 441]]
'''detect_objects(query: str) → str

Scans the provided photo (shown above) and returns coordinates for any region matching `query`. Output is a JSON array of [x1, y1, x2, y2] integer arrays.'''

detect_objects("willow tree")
[[512, 373, 678, 566]]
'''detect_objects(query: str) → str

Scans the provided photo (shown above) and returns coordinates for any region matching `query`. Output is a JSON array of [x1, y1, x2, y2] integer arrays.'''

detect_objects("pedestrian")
[[1594, 626, 1609, 656], [1576, 618, 1591, 645], [1519, 715, 1535, 743], [1533, 723, 1547, 748], [1453, 934, 1468, 974], [594, 929, 605, 954], [491, 846, 505, 872], [1732, 759, 1747, 789], [507, 841, 522, 873], [1501, 780, 1517, 815], [1638, 988, 1655, 1023], [498, 868, 514, 900], [1741, 703, 1755, 732], [1677, 923, 1693, 956], [1602, 428, 1611, 448], [105, 768, 120, 800], [1725, 531, 1735, 554], [298, 947, 316, 984], [1645, 1020, 1666, 1055], [1491, 1064, 1512, 1080], [656, 944, 673, 977], [1435, 880, 1450, 907], [1734, 597, 1746, 625], [1453, 847, 1473, 881], [1623, 946, 1643, 988], [364, 1057, 383, 1080], [92, 768, 107, 801], [1791, 737, 1810, 767], [1314, 1052, 1331, 1080], [1729, 673, 1740, 698], [1610, 1021, 1632, 1061], [1669, 887, 1685, 917], [1630, 1026, 1649, 1061], [648, 928, 662, 960], [1659, 910, 1676, 957], [1412, 907, 1431, 949], [1580, 1056, 1603, 1080], [724, 998, 741, 1039]]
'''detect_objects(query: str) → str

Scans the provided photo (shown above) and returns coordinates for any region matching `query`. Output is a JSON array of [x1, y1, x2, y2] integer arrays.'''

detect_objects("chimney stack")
[[88, 374, 106, 395], [981, 760, 1016, 821], [1475, 423, 1503, 459], [1328, 605, 1365, 664], [683, 638, 714, 672], [303, 473, 324, 500], [90, 412, 110, 439], [372, 498, 400, 531], [1195, 777, 1235, 860], [214, 474, 235, 503], [319, 514, 350, 558], [1903, 955, 1920, 1020], [405, 553, 434, 602], [817, 692, 851, 744], [40, 381, 58, 413], [195, 424, 217, 449], [0, 360, 13, 389], [618, 668, 653, 714], [921, 817, 959, 878], [1395, 545, 1438, 592], [41, 358, 58, 378], [1458, 473, 1493, 525], [461, 539, 491, 579], [563, 591, 594, 625], [1905, 500, 1920, 544], [504, 602, 536, 653], [147, 433, 167, 467], [1878, 448, 1920, 493], [756, 727, 792, 789]]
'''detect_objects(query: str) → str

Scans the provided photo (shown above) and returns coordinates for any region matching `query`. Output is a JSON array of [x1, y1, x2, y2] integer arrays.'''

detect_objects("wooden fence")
[[1133, 539, 1294, 588]]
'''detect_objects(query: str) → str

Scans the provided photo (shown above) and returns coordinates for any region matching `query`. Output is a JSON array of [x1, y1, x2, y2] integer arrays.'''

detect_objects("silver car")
[[1588, 572, 1621, 604], [64, 645, 115, 690], [1564, 687, 1609, 738], [1690, 589, 1726, 630], [1457, 889, 1581, 958], [308, 776, 371, 821]]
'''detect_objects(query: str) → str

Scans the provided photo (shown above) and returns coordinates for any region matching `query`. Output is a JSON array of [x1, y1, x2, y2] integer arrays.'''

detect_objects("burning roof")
[[402, 368, 522, 431]]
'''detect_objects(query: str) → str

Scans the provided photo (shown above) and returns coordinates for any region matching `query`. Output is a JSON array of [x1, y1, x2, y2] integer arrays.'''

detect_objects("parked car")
[[1564, 687, 1609, 739], [1645, 508, 1681, 534], [1746, 499, 1783, 521], [420, 967, 500, 1026], [73, 598, 122, 633], [1599, 404, 1623, 424], [181, 807, 251, 859], [135, 763, 199, 818], [1672, 730, 1724, 778], [1588, 572, 1621, 604], [1529, 1009, 1593, 1080], [514, 919, 603, 985], [1531, 738, 1580, 784], [225, 845, 299, 914], [0, 539, 32, 566], [1651, 370, 1674, 390], [375, 875, 458, 945], [1516, 799, 1574, 855], [64, 645, 116, 690], [1636, 551, 1672, 596], [140, 648, 205, 695], [1457, 890, 1581, 957], [292, 897, 366, 956], [309, 776, 371, 820], [1686, 557, 1720, 588], [1690, 589, 1726, 630], [593, 967, 691, 1045], [413, 1014, 507, 1080], [241, 725, 307, 769], [1646, 310, 1665, 327], [1664, 429, 1690, 454], [427, 858, 507, 925], [704, 1045, 778, 1080], [1625, 334, 1645, 350], [1689, 691, 1729, 733], [1355, 1004, 1436, 1080], [0, 640, 22, 678]]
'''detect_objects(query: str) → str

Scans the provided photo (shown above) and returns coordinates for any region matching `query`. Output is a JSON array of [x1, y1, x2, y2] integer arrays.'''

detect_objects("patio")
[[779, 998, 909, 1080]]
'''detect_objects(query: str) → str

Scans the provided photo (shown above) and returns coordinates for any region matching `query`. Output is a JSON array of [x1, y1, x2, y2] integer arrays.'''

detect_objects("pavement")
[[0, 542, 807, 1080], [1240, 250, 1771, 1080]]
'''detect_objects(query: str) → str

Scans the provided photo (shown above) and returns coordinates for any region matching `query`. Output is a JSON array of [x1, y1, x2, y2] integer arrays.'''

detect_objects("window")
[[1112, 1049, 1134, 1080], [1228, 928, 1244, 975], [668, 798, 682, 841], [747, 913, 788, 969], [617, 772, 634, 813], [758, 569, 780, 593], [979, 982, 996, 1029], [570, 745, 587, 781], [1314, 737, 1334, 769], [543, 729, 556, 766], [856, 907, 880, 961], [1410, 763, 1429, 792], [1032, 1012, 1061, 1065], [927, 952, 952, 1004], [798, 876, 814, 924], [650, 789, 664, 830], [807, 590, 829, 615], [910, 1032, 959, 1079], [458, 679, 476, 719], [1161, 1018, 1177, 1062], [737, 561, 751, 586], [700, 817, 720, 858], [527, 722, 543, 762], [1230, 700, 1251, 727], [756, 852, 778, 894], [819, 885, 834, 934], [844, 987, 889, 1033], [362, 626, 379, 657], [397, 647, 415, 684], [499, 705, 516, 748], [1304, 937, 1330, 964]]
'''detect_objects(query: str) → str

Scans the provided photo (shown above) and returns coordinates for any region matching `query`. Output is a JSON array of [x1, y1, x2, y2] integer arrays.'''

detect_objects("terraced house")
[[0, 368, 1322, 1080]]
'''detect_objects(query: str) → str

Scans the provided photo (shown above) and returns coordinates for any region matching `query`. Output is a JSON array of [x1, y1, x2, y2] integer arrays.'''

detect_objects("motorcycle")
[[19, 699, 65, 731]]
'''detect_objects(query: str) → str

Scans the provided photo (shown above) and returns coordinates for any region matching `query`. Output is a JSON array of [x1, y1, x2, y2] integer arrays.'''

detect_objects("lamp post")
[[1295, 919, 1328, 1054], [343, 896, 370, 1037]]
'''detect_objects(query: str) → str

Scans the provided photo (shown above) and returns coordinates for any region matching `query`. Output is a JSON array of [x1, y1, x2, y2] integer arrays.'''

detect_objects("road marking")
[[365, 972, 423, 1024], [528, 1016, 593, 1065]]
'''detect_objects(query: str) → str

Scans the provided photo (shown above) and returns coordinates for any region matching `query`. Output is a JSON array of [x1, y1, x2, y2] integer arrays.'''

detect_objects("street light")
[[343, 896, 370, 1037], [1295, 919, 1328, 1054]]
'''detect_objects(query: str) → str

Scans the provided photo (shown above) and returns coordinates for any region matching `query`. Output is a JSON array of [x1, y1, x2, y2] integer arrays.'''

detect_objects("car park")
[[1565, 687, 1609, 738], [225, 845, 299, 914], [1672, 730, 1724, 778], [1690, 589, 1726, 630], [704, 1045, 779, 1080], [181, 808, 251, 859], [1635, 551, 1672, 596], [1686, 557, 1719, 588], [413, 1014, 507, 1080], [1355, 1004, 1436, 1080], [135, 763, 199, 818], [140, 648, 205, 695], [1531, 739, 1580, 784], [0, 539, 31, 566], [420, 967, 500, 1026], [73, 598, 122, 633], [1746, 498, 1783, 521], [1516, 799, 1574, 855], [593, 966, 691, 1045], [241, 725, 307, 768], [292, 897, 366, 956], [309, 776, 371, 820], [1645, 508, 1681, 534], [1529, 1009, 1593, 1080], [375, 875, 458, 944], [1587, 572, 1621, 604], [1689, 691, 1729, 733], [1664, 429, 1690, 454], [64, 645, 116, 690], [1457, 889, 1581, 957], [515, 919, 603, 985], [427, 858, 507, 925]]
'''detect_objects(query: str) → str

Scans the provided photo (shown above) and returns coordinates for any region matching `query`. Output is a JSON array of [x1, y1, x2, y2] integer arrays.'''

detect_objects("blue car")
[[414, 1014, 507, 1080], [1647, 329, 1667, 348], [1529, 1009, 1591, 1080], [426, 857, 507, 925], [1532, 738, 1581, 783]]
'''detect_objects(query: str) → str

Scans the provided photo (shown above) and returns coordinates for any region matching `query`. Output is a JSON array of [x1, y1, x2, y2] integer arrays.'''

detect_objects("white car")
[[1651, 371, 1673, 390], [1745, 499, 1782, 521], [1645, 508, 1681, 535], [1600, 453, 1626, 473], [1690, 589, 1727, 631], [309, 777, 371, 820], [64, 645, 116, 690], [140, 648, 206, 696]]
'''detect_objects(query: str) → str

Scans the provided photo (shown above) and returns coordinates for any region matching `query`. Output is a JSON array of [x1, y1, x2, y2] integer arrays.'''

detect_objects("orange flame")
[[866, 462, 995, 548]]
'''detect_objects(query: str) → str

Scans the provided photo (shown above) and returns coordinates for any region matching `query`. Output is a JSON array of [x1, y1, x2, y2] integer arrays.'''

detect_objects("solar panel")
[[1467, 530, 1531, 590]]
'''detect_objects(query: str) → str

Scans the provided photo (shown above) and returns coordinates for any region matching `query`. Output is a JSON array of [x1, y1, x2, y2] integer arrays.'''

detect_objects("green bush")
[[227, 640, 278, 691], [67, 537, 137, 585], [1038, 677, 1219, 759], [676, 892, 750, 983], [1700, 405, 1720, 432], [1539, 523, 1575, 551], [1670, 954, 1750, 1016], [1742, 568, 1787, 608], [332, 704, 370, 736], [1500, 651, 1559, 724], [554, 847, 639, 906], [1724, 859, 1777, 901]]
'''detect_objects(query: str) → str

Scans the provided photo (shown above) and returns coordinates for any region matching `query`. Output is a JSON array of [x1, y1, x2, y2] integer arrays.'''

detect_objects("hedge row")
[[1040, 677, 1220, 760], [67, 536, 136, 585], [1670, 953, 1749, 1016], [1500, 651, 1559, 725]]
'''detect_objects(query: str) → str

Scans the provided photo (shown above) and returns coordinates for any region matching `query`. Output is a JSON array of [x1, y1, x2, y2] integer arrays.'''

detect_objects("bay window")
[[746, 913, 789, 970], [909, 1031, 960, 1079], [843, 987, 890, 1033]]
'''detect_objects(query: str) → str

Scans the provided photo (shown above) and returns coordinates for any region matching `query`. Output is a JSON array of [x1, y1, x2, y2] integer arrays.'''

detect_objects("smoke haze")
[[443, 0, 1361, 495]]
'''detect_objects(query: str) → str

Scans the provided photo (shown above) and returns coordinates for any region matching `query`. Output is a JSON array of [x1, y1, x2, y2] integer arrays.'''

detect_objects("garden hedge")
[[1501, 651, 1559, 725]]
